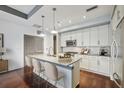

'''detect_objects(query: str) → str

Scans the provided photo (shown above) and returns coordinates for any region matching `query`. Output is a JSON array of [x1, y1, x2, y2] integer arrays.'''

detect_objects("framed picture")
[[0, 33, 4, 47]]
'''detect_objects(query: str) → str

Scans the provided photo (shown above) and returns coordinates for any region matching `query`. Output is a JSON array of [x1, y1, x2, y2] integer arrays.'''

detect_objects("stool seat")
[[57, 72, 64, 80], [44, 62, 65, 87]]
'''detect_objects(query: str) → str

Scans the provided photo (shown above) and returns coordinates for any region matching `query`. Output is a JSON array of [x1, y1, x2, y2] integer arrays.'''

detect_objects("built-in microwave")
[[66, 40, 76, 47]]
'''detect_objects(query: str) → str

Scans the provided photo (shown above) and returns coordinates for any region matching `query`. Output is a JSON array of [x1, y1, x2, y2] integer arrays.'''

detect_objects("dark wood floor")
[[0, 67, 118, 88]]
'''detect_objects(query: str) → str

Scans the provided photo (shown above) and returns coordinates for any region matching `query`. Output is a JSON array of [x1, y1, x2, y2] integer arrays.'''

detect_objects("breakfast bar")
[[28, 54, 81, 88]]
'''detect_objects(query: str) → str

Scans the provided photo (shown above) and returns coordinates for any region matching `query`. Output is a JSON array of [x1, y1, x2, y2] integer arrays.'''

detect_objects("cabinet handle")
[[98, 40, 100, 45]]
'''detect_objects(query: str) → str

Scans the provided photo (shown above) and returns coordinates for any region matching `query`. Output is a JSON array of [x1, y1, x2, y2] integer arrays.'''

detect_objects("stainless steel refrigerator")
[[111, 17, 124, 87]]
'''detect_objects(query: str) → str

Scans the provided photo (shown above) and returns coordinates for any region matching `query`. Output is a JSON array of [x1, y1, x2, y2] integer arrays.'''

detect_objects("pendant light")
[[51, 8, 58, 34], [40, 15, 45, 37]]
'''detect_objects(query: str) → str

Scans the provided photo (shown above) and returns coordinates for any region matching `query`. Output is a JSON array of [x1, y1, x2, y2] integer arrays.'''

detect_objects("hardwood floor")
[[0, 67, 118, 88], [79, 70, 118, 88]]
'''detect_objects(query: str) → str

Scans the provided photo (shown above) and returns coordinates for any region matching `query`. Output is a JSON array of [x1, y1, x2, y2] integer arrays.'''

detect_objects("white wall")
[[0, 19, 53, 71]]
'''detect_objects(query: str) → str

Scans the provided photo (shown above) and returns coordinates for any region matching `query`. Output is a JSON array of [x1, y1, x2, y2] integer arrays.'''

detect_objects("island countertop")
[[27, 54, 81, 67], [27, 54, 81, 88]]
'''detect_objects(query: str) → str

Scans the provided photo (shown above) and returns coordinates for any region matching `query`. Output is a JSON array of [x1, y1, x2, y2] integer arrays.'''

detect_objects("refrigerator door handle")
[[111, 41, 115, 58], [114, 41, 119, 60]]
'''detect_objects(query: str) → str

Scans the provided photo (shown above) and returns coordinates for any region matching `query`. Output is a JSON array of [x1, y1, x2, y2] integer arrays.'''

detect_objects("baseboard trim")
[[0, 67, 24, 75]]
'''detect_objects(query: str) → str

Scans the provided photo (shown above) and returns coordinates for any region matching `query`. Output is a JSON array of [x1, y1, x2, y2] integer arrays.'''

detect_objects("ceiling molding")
[[59, 15, 111, 33], [0, 5, 43, 19], [0, 5, 28, 19], [28, 5, 43, 18]]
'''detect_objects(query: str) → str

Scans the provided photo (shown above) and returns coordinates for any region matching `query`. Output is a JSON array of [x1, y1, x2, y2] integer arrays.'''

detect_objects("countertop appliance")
[[99, 47, 109, 56], [66, 40, 76, 47], [111, 18, 124, 87]]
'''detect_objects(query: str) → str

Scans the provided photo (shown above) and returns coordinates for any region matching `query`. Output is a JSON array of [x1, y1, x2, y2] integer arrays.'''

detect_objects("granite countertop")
[[28, 54, 81, 67]]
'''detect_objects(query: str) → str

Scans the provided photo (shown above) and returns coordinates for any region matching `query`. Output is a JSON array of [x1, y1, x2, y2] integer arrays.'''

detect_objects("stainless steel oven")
[[66, 40, 76, 47]]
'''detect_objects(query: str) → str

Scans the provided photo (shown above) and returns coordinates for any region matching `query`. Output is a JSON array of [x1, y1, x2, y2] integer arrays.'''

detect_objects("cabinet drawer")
[[0, 60, 8, 72]]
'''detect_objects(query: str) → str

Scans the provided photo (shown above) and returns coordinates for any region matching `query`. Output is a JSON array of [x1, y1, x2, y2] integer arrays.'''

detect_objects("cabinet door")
[[98, 57, 109, 75], [71, 31, 77, 40], [98, 25, 109, 46], [80, 56, 89, 69], [82, 30, 90, 46], [80, 60, 89, 69], [76, 32, 82, 46], [88, 56, 98, 71], [90, 27, 98, 46], [66, 32, 71, 40], [61, 34, 66, 47]]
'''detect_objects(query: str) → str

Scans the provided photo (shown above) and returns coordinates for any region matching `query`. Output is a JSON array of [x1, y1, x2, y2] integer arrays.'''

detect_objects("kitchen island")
[[28, 54, 81, 88]]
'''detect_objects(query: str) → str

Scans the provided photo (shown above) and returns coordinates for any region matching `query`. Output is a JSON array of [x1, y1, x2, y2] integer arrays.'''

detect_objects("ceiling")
[[0, 5, 114, 32]]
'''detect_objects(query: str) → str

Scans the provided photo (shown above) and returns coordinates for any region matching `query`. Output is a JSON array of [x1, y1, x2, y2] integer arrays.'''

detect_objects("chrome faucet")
[[47, 47, 53, 56]]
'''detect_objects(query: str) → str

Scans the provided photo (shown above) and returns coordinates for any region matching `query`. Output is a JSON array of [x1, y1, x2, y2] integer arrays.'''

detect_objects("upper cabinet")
[[76, 31, 82, 46], [60, 24, 109, 47], [90, 25, 109, 46], [60, 33, 67, 47], [112, 6, 124, 30], [90, 27, 99, 46], [98, 25, 109, 46], [82, 29, 90, 46]]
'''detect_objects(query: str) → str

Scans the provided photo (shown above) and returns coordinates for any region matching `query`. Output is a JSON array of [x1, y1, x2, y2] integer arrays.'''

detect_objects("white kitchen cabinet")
[[80, 55, 89, 69], [82, 29, 90, 46], [88, 56, 98, 72], [80, 55, 110, 76], [60, 24, 109, 47], [98, 25, 109, 46], [68, 31, 76, 40], [60, 33, 66, 47], [90, 27, 99, 46], [76, 31, 82, 46], [98, 57, 109, 75]]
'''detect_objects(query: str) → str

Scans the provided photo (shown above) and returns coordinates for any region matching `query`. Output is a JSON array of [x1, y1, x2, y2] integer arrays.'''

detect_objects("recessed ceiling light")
[[83, 16, 86, 19], [69, 20, 72, 23]]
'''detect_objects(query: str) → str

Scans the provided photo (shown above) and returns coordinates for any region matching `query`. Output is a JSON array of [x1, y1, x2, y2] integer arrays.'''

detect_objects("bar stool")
[[25, 56, 33, 73], [25, 56, 33, 84], [32, 58, 45, 87], [44, 62, 65, 88], [32, 58, 45, 77]]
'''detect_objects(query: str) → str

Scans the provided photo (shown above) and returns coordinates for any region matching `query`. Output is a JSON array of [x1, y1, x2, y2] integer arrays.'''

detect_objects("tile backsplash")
[[62, 46, 111, 56]]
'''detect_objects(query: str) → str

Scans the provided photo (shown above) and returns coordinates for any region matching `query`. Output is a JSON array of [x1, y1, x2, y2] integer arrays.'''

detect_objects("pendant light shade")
[[40, 15, 45, 37], [51, 30, 58, 34], [51, 8, 58, 34]]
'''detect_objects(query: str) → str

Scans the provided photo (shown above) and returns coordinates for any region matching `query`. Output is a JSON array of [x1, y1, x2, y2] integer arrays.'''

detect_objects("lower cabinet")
[[80, 55, 89, 69], [80, 55, 110, 76], [89, 56, 98, 72], [98, 57, 109, 75]]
